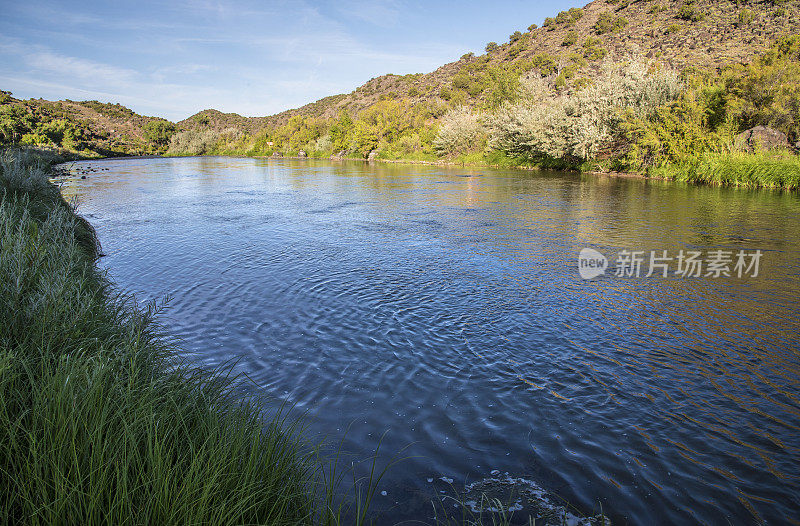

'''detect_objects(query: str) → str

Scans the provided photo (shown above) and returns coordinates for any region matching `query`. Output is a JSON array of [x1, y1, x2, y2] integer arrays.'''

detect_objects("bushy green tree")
[[483, 66, 521, 109], [350, 120, 378, 157], [0, 105, 35, 144], [329, 111, 353, 152], [142, 120, 176, 147], [725, 35, 800, 142]]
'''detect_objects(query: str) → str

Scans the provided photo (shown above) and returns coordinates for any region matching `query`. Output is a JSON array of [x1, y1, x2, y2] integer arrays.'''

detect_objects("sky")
[[0, 0, 586, 121]]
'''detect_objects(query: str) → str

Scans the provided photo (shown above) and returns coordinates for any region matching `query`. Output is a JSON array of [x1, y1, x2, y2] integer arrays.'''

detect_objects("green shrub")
[[433, 106, 486, 155], [726, 35, 800, 143], [142, 119, 176, 148], [480, 66, 521, 108], [737, 8, 755, 26], [452, 74, 470, 90], [583, 37, 608, 60], [677, 3, 704, 22], [531, 53, 558, 77], [594, 12, 627, 34]]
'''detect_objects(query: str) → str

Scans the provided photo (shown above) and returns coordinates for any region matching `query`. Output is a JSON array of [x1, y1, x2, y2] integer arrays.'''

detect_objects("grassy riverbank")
[[649, 152, 800, 189], [0, 149, 361, 525]]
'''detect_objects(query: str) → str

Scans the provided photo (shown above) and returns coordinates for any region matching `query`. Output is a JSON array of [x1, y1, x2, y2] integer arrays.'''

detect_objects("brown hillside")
[[2, 95, 169, 154], [183, 0, 798, 130], [7, 0, 797, 147]]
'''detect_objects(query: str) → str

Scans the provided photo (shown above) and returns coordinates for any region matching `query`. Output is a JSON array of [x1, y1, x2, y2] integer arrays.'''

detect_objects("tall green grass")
[[650, 152, 800, 189], [0, 149, 387, 525]]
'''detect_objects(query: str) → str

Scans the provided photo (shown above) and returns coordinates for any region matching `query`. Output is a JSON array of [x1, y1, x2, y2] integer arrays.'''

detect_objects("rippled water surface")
[[64, 157, 800, 524]]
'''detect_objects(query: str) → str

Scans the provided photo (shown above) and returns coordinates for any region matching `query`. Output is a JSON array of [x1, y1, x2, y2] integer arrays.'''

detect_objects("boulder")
[[330, 150, 348, 160], [298, 150, 307, 158], [367, 150, 379, 162], [272, 151, 283, 158], [735, 126, 791, 152]]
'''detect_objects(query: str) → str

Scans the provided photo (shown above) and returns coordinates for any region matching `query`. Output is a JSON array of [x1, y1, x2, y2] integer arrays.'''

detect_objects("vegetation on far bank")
[[165, 36, 800, 188]]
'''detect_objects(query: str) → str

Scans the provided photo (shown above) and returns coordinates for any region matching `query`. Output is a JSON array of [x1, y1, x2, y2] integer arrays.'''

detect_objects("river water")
[[63, 156, 800, 524]]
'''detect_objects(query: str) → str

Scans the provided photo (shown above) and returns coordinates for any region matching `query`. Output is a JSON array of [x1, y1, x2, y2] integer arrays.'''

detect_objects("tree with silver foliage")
[[488, 62, 682, 163], [433, 106, 486, 155]]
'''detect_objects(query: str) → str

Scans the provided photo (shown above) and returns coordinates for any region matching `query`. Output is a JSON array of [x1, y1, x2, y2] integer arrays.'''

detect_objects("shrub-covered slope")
[[0, 93, 174, 156], [245, 0, 800, 125]]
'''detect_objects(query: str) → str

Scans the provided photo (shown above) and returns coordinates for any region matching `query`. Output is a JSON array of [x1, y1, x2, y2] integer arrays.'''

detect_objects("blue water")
[[64, 156, 800, 524]]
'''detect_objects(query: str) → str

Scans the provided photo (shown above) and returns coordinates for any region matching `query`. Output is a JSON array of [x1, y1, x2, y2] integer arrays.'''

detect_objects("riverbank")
[[46, 138, 800, 190], [0, 149, 329, 524], [203, 150, 800, 190]]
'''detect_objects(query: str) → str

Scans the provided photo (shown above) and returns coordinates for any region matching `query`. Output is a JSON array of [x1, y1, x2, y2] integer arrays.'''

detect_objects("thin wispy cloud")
[[28, 51, 138, 85], [336, 0, 403, 27]]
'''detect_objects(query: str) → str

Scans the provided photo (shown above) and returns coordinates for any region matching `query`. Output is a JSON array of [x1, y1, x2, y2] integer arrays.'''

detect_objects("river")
[[63, 156, 800, 524]]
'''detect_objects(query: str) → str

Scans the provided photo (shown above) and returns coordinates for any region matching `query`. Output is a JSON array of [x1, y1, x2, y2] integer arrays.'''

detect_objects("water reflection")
[[65, 157, 800, 524]]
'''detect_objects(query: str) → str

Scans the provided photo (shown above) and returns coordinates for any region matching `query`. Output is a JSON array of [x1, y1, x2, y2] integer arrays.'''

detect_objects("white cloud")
[[27, 50, 138, 85]]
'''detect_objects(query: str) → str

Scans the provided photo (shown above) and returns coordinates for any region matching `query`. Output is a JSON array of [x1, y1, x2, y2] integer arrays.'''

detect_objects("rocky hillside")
[[176, 109, 268, 134], [3, 0, 799, 154], [0, 93, 171, 155], [196, 0, 799, 128]]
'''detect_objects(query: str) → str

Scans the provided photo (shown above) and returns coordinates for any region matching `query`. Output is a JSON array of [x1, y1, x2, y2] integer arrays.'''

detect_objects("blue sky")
[[0, 0, 585, 121]]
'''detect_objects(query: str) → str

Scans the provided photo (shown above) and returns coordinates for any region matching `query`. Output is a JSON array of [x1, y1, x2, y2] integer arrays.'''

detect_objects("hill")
[[181, 0, 800, 129], [2, 0, 800, 168], [0, 92, 174, 156]]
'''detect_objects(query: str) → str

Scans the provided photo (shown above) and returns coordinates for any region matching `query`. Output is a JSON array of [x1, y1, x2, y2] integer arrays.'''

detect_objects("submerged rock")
[[432, 471, 611, 526]]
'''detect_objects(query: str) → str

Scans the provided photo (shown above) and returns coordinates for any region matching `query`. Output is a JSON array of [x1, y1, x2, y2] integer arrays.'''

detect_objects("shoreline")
[[0, 149, 354, 524], [69, 151, 657, 178], [66, 152, 800, 190], [51, 149, 800, 192]]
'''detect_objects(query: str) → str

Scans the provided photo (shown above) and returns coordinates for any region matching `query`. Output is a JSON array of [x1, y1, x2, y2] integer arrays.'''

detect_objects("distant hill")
[[2, 0, 799, 156], [0, 94, 170, 156], [182, 0, 800, 129]]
